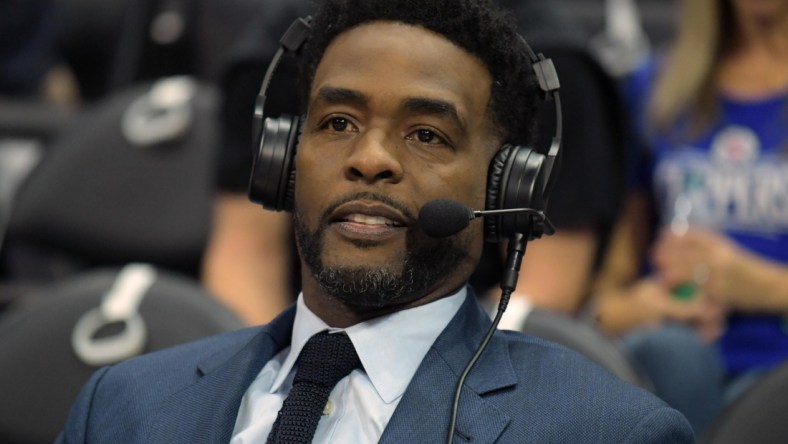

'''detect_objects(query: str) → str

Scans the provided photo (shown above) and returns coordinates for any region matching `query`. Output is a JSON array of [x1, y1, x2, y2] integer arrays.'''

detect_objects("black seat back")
[[2, 77, 218, 283]]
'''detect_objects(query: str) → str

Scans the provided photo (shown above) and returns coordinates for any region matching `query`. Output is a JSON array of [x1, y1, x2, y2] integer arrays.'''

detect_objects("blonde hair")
[[648, 0, 734, 135]]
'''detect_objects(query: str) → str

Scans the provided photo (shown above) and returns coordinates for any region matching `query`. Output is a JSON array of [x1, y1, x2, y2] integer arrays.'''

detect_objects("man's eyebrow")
[[313, 86, 369, 107], [402, 97, 467, 133]]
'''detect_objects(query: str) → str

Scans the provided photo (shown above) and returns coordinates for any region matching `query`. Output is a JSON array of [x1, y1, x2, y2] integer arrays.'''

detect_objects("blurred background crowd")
[[1, 0, 787, 443]]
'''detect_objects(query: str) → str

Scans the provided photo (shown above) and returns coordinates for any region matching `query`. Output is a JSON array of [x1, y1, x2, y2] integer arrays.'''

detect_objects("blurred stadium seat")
[[0, 264, 245, 444], [700, 362, 788, 444], [1, 77, 218, 290]]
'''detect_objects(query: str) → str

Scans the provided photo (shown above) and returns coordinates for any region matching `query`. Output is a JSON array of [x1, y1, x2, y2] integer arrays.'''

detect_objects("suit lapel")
[[146, 307, 296, 444], [380, 291, 517, 443]]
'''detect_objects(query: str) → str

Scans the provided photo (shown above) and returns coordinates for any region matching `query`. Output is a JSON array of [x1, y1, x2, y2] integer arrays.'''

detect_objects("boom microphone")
[[418, 199, 474, 238], [418, 199, 551, 238]]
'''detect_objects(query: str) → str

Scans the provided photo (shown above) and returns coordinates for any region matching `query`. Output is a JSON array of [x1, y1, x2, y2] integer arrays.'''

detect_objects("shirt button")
[[323, 400, 335, 415]]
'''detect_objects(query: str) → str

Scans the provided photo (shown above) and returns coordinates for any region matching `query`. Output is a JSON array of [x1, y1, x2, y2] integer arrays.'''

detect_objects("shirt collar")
[[270, 288, 467, 404]]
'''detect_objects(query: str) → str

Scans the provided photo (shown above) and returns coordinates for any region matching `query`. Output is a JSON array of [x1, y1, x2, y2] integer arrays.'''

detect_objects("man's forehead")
[[308, 21, 493, 121], [315, 21, 491, 80]]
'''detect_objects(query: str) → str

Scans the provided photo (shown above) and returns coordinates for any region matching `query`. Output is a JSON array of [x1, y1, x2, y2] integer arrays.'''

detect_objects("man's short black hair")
[[299, 0, 539, 145]]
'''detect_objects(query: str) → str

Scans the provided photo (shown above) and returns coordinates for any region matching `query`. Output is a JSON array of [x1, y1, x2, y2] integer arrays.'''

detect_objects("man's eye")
[[410, 128, 447, 145], [323, 117, 351, 132]]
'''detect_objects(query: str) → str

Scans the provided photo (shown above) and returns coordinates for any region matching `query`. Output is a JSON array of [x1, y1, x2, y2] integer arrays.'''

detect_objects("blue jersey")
[[626, 59, 788, 375]]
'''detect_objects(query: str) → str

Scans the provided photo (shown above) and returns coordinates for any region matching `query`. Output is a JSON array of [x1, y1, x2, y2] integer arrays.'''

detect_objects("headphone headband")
[[251, 17, 312, 145], [517, 35, 562, 204]]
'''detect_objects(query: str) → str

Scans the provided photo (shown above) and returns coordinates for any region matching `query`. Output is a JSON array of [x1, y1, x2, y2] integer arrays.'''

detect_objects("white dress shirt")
[[230, 288, 467, 444]]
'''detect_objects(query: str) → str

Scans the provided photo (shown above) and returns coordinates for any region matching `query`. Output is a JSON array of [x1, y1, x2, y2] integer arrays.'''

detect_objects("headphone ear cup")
[[485, 144, 546, 242], [248, 114, 301, 211], [484, 145, 512, 243]]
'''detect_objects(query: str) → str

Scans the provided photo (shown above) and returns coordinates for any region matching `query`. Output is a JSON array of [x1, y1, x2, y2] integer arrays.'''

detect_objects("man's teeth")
[[346, 214, 400, 226]]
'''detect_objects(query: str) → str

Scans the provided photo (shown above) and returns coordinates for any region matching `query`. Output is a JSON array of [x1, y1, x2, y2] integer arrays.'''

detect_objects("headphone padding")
[[485, 145, 512, 243], [282, 118, 304, 212]]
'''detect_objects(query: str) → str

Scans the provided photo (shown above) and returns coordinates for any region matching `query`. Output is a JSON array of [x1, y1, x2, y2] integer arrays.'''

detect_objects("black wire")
[[445, 33, 559, 444], [446, 288, 513, 444]]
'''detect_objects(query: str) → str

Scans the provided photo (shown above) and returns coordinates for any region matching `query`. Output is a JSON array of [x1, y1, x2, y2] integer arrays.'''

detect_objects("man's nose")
[[343, 130, 404, 184]]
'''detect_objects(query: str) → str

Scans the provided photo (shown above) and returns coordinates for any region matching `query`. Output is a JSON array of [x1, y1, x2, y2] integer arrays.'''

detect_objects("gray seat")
[[700, 361, 788, 444], [0, 265, 245, 444]]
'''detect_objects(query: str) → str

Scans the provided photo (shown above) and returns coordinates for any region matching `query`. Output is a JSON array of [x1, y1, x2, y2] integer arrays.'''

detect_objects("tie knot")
[[294, 331, 360, 388]]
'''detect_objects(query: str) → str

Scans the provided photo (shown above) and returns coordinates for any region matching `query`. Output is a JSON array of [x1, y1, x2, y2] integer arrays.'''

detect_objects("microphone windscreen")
[[418, 199, 474, 238]]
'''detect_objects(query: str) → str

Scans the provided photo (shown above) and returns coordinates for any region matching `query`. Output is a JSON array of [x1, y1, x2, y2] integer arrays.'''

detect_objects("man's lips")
[[330, 201, 410, 228], [328, 201, 411, 240], [342, 213, 405, 227]]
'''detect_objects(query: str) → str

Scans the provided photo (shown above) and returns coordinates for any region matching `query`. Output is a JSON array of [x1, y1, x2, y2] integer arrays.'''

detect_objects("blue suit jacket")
[[57, 290, 693, 443]]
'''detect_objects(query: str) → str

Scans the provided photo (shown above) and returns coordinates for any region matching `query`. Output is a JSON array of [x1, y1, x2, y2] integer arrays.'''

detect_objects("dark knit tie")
[[267, 331, 361, 444]]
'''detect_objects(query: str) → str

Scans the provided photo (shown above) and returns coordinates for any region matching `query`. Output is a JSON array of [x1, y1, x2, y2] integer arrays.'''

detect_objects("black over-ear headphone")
[[248, 17, 562, 243]]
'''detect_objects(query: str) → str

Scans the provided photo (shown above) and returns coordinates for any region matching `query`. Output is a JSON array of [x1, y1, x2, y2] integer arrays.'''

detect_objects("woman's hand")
[[652, 228, 788, 313]]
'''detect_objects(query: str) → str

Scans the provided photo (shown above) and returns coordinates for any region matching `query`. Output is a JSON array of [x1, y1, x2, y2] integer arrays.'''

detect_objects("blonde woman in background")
[[592, 0, 788, 436]]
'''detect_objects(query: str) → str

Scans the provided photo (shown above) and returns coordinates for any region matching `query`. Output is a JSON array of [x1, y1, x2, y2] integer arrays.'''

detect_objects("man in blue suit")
[[58, 0, 693, 442]]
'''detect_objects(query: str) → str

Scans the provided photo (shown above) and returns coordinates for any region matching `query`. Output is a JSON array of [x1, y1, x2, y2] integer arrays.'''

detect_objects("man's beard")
[[293, 192, 472, 310]]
